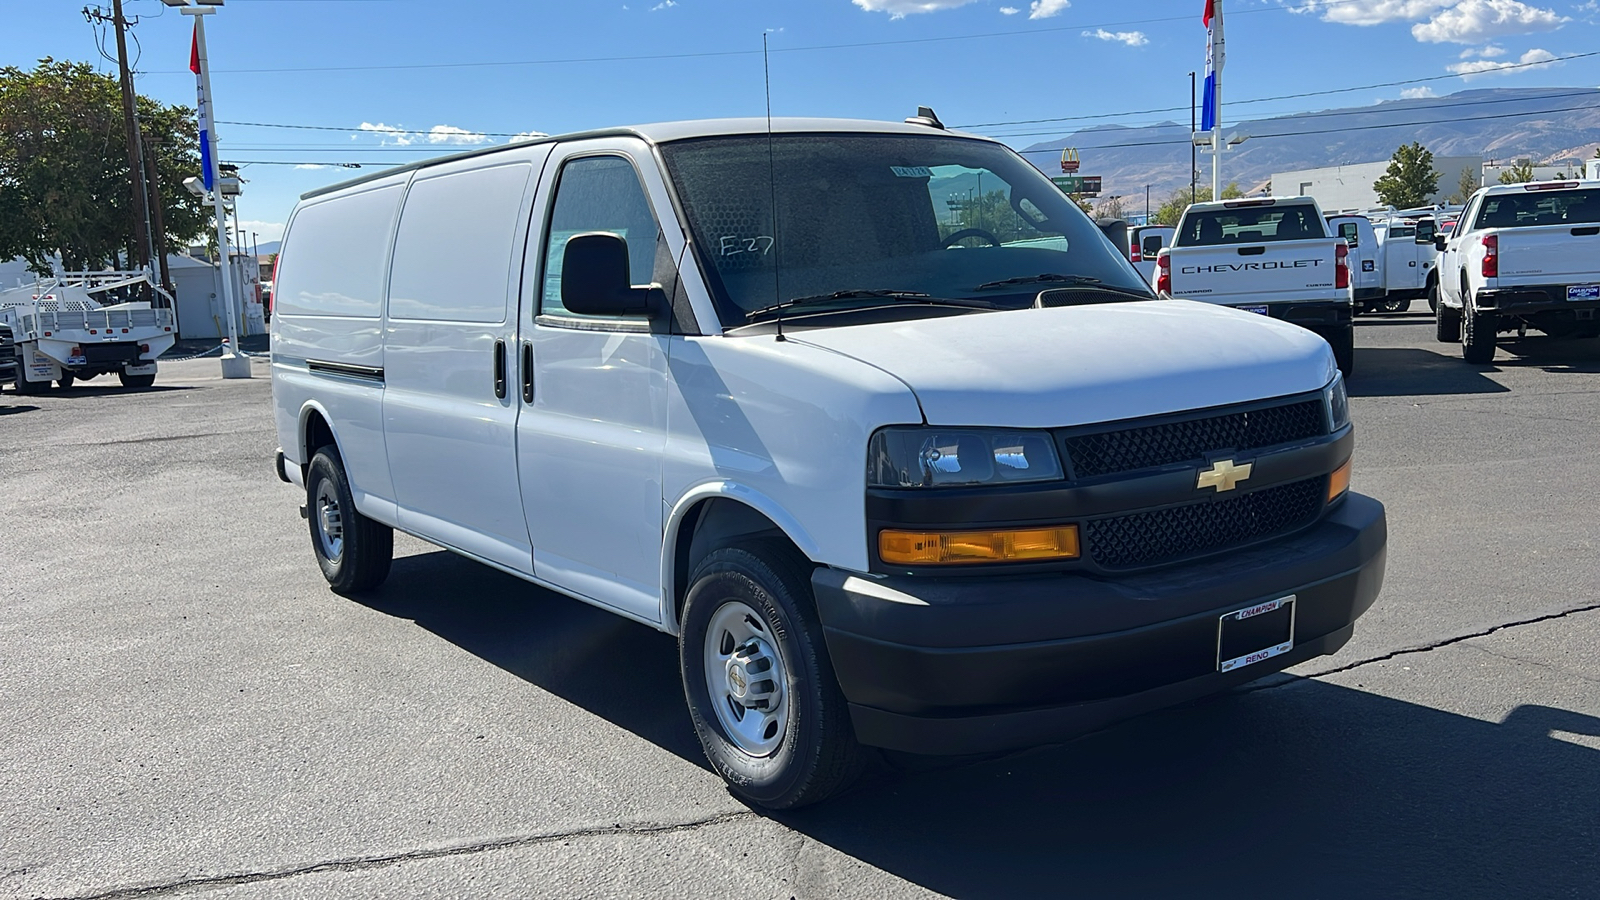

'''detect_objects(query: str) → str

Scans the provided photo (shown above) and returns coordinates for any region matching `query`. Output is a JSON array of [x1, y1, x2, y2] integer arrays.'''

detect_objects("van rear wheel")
[[679, 541, 864, 810], [306, 448, 393, 594]]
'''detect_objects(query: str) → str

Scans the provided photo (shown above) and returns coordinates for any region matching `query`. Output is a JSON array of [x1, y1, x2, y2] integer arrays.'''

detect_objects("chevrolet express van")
[[271, 117, 1387, 809]]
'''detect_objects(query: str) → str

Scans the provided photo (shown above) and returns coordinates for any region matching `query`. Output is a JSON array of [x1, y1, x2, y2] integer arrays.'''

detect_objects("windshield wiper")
[[743, 290, 993, 322], [974, 273, 1101, 291]]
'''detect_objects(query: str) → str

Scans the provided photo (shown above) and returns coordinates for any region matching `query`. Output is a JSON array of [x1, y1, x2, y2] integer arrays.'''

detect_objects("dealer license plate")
[[1237, 305, 1269, 316], [1217, 596, 1296, 673], [1567, 284, 1599, 302]]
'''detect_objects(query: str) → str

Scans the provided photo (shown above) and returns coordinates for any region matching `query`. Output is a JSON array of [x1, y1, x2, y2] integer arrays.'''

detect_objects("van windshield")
[[1175, 203, 1329, 247], [658, 133, 1150, 328]]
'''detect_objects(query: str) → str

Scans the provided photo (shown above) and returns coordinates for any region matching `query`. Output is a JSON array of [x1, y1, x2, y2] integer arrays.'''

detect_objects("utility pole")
[[1190, 71, 1197, 203], [106, 0, 155, 276], [142, 133, 173, 299]]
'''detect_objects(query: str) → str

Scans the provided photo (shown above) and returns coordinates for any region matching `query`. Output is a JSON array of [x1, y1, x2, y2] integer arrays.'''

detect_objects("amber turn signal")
[[879, 526, 1080, 566], [1328, 458, 1352, 502]]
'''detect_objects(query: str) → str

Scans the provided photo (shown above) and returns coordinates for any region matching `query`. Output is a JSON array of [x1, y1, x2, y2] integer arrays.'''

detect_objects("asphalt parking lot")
[[3, 314, 1598, 899]]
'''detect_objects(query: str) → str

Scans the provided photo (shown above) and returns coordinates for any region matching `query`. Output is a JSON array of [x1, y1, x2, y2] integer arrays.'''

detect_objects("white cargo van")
[[272, 118, 1387, 808]]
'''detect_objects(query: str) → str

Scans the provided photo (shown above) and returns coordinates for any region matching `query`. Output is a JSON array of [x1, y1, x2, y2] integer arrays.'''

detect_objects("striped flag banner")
[[1202, 0, 1224, 132], [191, 22, 214, 192]]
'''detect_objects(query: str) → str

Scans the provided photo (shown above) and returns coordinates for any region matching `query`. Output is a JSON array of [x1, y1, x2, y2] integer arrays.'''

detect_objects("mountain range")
[[1016, 87, 1600, 208]]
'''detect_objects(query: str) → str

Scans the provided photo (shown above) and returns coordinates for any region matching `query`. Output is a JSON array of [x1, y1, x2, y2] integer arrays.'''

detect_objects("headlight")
[[868, 427, 1064, 488], [1324, 373, 1349, 432]]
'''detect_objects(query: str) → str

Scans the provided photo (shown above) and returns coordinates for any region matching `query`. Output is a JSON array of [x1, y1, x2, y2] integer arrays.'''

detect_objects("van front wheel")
[[680, 542, 863, 810], [306, 448, 393, 594]]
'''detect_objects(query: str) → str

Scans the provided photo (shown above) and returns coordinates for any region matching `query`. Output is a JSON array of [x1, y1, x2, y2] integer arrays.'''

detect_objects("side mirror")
[[560, 232, 657, 317], [1433, 236, 1447, 251]]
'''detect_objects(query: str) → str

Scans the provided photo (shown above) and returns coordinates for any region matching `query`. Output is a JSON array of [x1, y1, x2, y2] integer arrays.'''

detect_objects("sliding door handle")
[[493, 340, 507, 399], [521, 342, 535, 403]]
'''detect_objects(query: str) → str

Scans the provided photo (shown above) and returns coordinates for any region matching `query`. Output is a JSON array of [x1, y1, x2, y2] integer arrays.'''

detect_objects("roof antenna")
[[763, 32, 785, 342]]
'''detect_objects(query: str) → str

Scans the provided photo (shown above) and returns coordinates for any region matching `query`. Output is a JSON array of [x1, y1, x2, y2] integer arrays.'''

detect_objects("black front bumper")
[[814, 492, 1386, 754], [1475, 283, 1600, 315]]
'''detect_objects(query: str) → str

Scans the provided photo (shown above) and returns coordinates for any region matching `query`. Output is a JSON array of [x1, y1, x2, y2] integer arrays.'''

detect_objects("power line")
[[978, 88, 1600, 139], [140, 0, 1380, 75], [955, 50, 1600, 129]]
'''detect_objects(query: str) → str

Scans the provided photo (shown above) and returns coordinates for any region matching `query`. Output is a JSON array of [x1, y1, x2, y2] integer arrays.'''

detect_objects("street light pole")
[[180, 3, 249, 379], [1189, 71, 1197, 202]]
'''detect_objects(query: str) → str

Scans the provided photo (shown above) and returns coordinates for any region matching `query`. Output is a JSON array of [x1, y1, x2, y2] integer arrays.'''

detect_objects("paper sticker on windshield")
[[890, 166, 933, 178]]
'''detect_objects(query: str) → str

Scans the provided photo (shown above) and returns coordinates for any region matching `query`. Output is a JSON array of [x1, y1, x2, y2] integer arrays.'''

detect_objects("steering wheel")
[[941, 228, 1002, 249]]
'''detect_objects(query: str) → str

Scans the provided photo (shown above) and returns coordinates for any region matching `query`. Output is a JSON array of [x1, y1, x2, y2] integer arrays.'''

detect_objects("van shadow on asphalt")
[[1349, 347, 1509, 397], [359, 550, 1600, 897]]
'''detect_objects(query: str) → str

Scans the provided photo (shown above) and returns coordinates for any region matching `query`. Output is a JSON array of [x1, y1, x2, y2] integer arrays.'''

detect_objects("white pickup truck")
[[1156, 197, 1354, 376], [1435, 180, 1600, 363]]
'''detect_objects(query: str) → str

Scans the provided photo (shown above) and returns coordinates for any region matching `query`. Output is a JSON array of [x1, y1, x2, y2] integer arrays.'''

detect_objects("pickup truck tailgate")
[[1169, 240, 1341, 304], [1496, 223, 1600, 284]]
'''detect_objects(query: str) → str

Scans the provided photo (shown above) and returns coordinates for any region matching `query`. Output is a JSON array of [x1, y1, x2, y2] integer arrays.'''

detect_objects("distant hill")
[[1017, 87, 1600, 206], [255, 241, 281, 257]]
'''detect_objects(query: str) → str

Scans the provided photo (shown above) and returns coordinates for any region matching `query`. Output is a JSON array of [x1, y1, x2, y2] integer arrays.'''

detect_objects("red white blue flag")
[[1201, 0, 1224, 131], [191, 21, 214, 192]]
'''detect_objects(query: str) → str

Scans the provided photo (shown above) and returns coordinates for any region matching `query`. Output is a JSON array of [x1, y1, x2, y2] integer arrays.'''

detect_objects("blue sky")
[[7, 0, 1597, 244]]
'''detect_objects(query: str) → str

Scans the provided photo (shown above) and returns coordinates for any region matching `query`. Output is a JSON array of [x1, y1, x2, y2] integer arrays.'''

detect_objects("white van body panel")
[[271, 177, 407, 512], [382, 153, 544, 572], [662, 333, 924, 587], [791, 302, 1336, 429], [1327, 216, 1381, 301]]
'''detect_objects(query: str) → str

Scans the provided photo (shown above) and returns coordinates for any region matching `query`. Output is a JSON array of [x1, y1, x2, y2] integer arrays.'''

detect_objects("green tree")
[[0, 58, 207, 272], [1372, 142, 1441, 208], [1446, 167, 1480, 204], [1150, 183, 1244, 226], [1498, 159, 1536, 184]]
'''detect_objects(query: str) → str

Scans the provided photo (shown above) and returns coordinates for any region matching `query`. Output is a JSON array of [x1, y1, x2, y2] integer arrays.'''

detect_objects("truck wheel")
[[680, 541, 864, 810], [1462, 297, 1497, 364], [1435, 303, 1461, 343], [57, 373, 75, 389], [306, 447, 393, 595], [119, 371, 156, 389], [1329, 325, 1355, 378], [13, 375, 48, 395], [1382, 297, 1411, 314]]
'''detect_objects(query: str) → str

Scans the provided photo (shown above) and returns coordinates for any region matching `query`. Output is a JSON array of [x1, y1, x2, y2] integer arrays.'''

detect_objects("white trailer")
[[1, 271, 177, 394]]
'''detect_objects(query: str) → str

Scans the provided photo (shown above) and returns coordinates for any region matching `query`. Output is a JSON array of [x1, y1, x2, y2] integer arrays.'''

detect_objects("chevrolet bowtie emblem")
[[1197, 459, 1253, 492]]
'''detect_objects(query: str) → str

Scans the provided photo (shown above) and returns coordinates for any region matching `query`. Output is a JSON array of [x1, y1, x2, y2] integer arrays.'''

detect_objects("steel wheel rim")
[[703, 600, 790, 757], [314, 480, 344, 562]]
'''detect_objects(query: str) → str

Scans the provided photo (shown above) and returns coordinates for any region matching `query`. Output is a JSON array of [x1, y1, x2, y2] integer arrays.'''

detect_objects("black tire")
[[1436, 303, 1462, 343], [57, 373, 74, 389], [1382, 296, 1411, 314], [1462, 296, 1498, 364], [306, 447, 393, 594], [119, 371, 156, 389], [1328, 324, 1355, 379], [679, 540, 864, 810], [13, 374, 48, 395]]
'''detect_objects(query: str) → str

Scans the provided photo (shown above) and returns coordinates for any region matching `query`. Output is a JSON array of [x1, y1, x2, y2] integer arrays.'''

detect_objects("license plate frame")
[[1237, 305, 1270, 316], [1567, 284, 1599, 302], [1217, 595, 1296, 673]]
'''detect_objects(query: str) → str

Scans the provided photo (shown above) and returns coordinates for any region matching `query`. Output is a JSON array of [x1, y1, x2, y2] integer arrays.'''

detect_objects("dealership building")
[[1273, 156, 1483, 212]]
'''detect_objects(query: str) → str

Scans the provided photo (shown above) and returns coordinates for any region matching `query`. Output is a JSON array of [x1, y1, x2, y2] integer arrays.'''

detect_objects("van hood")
[[788, 301, 1336, 428]]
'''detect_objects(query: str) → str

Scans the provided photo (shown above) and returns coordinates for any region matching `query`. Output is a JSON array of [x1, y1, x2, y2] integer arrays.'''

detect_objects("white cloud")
[[1447, 45, 1559, 76], [293, 163, 332, 170], [358, 121, 412, 146], [1000, 5, 1019, 12], [649, 0, 675, 9], [1400, 86, 1437, 97], [426, 124, 490, 145], [1460, 42, 1507, 55], [1083, 27, 1148, 45], [1411, 0, 1568, 43], [236, 220, 285, 244], [1301, 0, 1449, 27], [507, 131, 549, 143], [851, 0, 979, 17], [1029, 0, 1070, 18]]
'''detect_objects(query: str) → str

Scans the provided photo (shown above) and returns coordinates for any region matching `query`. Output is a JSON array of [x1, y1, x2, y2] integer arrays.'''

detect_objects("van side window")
[[1338, 222, 1359, 247], [1141, 235, 1164, 257], [541, 156, 663, 319]]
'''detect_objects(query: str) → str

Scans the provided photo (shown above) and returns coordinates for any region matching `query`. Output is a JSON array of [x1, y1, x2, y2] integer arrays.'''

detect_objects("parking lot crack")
[[1246, 602, 1600, 690], [35, 810, 758, 900]]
